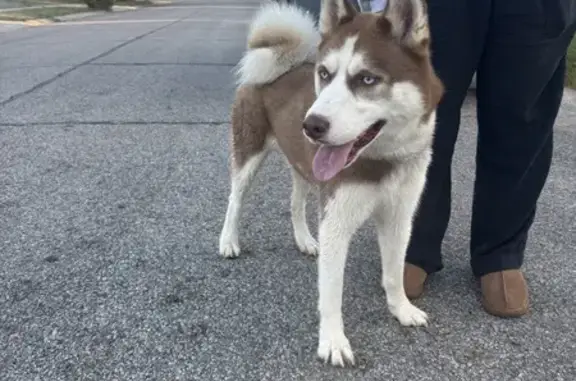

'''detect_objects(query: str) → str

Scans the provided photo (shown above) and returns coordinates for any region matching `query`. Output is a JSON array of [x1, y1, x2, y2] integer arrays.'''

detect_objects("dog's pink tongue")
[[312, 142, 354, 181]]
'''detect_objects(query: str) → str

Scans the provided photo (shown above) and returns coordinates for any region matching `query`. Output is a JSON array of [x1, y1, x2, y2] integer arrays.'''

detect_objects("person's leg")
[[472, 0, 576, 315], [404, 0, 491, 290]]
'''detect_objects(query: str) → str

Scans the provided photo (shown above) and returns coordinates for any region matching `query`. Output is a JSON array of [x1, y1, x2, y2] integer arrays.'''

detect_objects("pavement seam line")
[[87, 62, 237, 67], [0, 121, 228, 126], [1, 62, 236, 69], [0, 16, 187, 107]]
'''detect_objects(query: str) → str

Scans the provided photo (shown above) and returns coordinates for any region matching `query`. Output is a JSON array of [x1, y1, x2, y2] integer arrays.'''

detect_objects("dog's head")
[[304, 0, 443, 181]]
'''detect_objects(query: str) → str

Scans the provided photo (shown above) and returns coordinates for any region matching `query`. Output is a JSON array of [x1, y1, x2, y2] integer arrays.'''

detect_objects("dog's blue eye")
[[361, 76, 376, 85], [318, 67, 331, 80]]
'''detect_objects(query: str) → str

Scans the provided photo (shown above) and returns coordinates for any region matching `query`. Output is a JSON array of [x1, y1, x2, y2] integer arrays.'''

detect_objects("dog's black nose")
[[303, 114, 330, 140]]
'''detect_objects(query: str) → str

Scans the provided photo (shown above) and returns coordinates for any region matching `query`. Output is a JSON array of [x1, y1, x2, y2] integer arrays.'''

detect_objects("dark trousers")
[[407, 0, 576, 277]]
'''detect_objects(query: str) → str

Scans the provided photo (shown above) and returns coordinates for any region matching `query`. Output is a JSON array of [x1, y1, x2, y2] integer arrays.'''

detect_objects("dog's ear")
[[379, 0, 429, 48], [319, 0, 358, 36]]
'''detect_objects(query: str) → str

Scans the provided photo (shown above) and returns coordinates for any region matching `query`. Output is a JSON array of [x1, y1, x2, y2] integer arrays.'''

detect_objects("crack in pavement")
[[0, 15, 193, 107], [2, 62, 238, 68]]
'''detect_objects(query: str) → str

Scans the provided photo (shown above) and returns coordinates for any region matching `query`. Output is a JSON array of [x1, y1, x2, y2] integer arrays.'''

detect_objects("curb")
[[0, 20, 26, 25], [53, 6, 137, 22], [23, 18, 52, 25], [0, 18, 51, 26], [52, 11, 103, 21]]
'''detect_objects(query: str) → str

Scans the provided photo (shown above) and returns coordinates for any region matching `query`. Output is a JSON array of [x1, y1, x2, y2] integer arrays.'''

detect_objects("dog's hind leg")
[[219, 87, 271, 258], [290, 169, 318, 256], [219, 149, 269, 258]]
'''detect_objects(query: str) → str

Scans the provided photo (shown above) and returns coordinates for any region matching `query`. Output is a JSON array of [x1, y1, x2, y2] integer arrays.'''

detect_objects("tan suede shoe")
[[404, 263, 428, 299], [480, 270, 529, 318]]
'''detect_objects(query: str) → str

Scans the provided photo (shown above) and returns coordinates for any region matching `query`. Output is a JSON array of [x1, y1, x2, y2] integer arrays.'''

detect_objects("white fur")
[[308, 36, 364, 145], [235, 2, 320, 86], [375, 157, 430, 327], [368, 85, 434, 159], [316, 155, 430, 366], [220, 149, 270, 257], [291, 169, 318, 256], [220, 140, 319, 258], [316, 182, 378, 367]]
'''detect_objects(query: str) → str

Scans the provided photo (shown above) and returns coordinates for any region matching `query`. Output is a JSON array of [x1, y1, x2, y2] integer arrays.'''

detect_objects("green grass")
[[0, 6, 90, 21], [565, 37, 576, 89]]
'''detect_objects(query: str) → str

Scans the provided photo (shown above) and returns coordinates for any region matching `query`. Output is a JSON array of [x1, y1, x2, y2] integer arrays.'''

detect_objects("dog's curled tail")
[[235, 2, 320, 86]]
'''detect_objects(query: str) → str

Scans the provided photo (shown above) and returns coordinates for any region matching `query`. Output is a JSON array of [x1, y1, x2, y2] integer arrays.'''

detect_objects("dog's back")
[[230, 3, 320, 178]]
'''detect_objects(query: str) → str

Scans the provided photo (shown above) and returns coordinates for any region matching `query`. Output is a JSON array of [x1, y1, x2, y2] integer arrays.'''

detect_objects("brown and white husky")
[[219, 0, 444, 367]]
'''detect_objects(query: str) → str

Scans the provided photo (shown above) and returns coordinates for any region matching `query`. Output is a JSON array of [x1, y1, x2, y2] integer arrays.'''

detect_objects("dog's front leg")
[[317, 224, 354, 367], [317, 184, 375, 367], [374, 171, 429, 327], [375, 206, 429, 327]]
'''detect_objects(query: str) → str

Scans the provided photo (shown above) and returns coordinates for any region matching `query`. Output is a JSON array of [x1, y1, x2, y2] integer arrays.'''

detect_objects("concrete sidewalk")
[[0, 1, 575, 380]]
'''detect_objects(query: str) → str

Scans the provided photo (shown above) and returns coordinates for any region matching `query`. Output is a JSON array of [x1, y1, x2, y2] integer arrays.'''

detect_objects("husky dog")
[[219, 0, 444, 367]]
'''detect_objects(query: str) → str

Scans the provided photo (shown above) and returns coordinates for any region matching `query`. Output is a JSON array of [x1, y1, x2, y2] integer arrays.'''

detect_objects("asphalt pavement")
[[1, 1, 575, 380]]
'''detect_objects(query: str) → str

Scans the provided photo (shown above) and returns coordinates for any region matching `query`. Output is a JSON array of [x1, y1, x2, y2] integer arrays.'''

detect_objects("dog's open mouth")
[[312, 120, 386, 182], [345, 121, 385, 166]]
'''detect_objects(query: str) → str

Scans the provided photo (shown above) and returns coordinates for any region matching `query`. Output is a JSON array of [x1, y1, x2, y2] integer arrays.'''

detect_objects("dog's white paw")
[[219, 239, 240, 258], [295, 233, 318, 256], [317, 330, 355, 367], [391, 302, 429, 327]]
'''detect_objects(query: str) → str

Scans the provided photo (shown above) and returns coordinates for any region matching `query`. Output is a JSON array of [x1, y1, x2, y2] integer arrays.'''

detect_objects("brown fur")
[[249, 27, 303, 50]]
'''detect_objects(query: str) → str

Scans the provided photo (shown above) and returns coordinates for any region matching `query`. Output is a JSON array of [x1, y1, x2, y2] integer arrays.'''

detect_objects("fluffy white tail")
[[235, 2, 320, 86]]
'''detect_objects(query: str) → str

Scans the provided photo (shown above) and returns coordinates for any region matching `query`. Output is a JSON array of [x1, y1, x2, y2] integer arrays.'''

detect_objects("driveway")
[[1, 1, 575, 380]]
